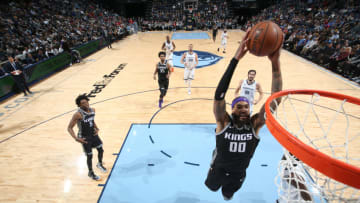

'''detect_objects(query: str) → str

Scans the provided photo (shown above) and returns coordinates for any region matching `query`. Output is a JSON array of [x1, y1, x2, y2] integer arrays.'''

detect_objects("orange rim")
[[265, 89, 360, 189]]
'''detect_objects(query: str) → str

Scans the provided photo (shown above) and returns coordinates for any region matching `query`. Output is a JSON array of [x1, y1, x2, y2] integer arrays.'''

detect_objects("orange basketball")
[[246, 21, 283, 56]]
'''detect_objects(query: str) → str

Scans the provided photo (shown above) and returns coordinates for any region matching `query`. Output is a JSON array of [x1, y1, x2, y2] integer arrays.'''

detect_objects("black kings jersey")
[[157, 61, 169, 80], [77, 108, 95, 138], [211, 115, 260, 171]]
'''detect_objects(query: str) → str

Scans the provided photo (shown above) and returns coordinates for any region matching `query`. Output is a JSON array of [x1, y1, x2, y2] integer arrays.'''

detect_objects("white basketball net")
[[269, 92, 360, 202]]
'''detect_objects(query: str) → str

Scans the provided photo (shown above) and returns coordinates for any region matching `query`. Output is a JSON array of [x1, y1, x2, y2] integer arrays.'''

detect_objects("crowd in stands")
[[141, 0, 238, 31], [0, 0, 131, 69], [243, 0, 360, 84], [2, 0, 359, 85]]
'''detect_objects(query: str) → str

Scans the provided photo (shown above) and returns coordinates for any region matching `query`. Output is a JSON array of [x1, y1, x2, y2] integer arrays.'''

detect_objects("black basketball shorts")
[[158, 78, 169, 90], [205, 167, 246, 198], [81, 135, 103, 155]]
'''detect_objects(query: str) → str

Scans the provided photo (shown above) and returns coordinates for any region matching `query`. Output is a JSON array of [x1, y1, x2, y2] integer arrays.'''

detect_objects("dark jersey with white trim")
[[77, 108, 95, 138], [157, 61, 169, 80], [212, 115, 260, 171]]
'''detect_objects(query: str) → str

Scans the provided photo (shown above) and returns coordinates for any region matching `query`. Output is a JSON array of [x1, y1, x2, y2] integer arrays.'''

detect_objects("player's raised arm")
[[253, 47, 282, 133], [214, 31, 250, 133]]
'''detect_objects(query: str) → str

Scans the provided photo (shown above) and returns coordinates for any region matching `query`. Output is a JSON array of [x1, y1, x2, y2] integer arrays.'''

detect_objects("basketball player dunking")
[[234, 70, 264, 115], [205, 30, 283, 200], [153, 51, 171, 108], [180, 44, 198, 95], [67, 94, 107, 181], [161, 36, 176, 72], [218, 29, 229, 53]]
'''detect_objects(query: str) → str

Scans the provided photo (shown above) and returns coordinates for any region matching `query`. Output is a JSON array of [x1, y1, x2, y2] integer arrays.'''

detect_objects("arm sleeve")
[[214, 58, 239, 100]]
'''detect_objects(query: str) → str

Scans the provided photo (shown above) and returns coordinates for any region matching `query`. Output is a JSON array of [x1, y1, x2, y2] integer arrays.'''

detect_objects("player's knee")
[[205, 179, 221, 192], [86, 153, 93, 160], [97, 147, 104, 153]]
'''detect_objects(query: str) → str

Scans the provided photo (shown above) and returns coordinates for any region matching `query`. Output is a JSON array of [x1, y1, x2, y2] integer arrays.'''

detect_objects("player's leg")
[[168, 60, 174, 72], [82, 141, 100, 180], [158, 79, 165, 107], [93, 135, 107, 173], [221, 170, 246, 200], [187, 68, 195, 94], [222, 42, 227, 53], [184, 68, 191, 94], [205, 167, 223, 192], [163, 79, 169, 97]]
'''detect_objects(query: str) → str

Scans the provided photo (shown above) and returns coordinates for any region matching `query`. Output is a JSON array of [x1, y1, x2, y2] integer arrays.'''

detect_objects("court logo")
[[87, 63, 126, 98], [172, 50, 223, 69], [0, 92, 38, 119]]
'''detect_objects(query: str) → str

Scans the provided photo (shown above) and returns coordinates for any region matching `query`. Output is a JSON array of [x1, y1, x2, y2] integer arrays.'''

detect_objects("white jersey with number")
[[184, 52, 196, 69], [221, 32, 228, 45], [240, 80, 256, 103], [164, 41, 173, 59], [240, 80, 256, 114]]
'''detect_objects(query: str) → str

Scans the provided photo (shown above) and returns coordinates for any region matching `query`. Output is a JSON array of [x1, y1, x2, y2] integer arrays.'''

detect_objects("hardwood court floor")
[[0, 30, 359, 202]]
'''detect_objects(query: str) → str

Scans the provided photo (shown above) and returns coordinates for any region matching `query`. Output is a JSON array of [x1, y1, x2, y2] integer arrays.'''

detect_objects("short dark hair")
[[158, 51, 166, 57], [248, 69, 256, 74], [75, 94, 89, 106]]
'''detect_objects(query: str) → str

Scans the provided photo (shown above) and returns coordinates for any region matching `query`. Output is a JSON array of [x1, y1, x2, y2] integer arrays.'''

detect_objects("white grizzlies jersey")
[[240, 80, 256, 103], [184, 52, 196, 69], [278, 163, 313, 203], [221, 32, 228, 44], [164, 41, 173, 59]]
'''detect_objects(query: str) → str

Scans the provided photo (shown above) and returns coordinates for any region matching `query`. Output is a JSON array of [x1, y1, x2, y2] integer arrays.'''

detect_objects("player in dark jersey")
[[153, 51, 171, 108], [205, 29, 283, 200], [212, 25, 218, 43], [67, 94, 107, 181]]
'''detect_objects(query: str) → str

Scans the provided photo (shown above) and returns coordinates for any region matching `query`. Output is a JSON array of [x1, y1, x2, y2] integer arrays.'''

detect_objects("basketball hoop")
[[265, 89, 360, 202]]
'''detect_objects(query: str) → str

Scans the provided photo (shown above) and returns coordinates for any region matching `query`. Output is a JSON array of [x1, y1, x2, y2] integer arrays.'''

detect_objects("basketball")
[[246, 21, 283, 56]]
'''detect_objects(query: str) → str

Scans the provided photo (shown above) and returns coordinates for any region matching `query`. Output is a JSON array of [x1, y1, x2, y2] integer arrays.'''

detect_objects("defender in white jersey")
[[234, 70, 263, 114], [161, 36, 176, 71], [218, 30, 229, 53], [277, 155, 313, 203], [180, 44, 198, 95]]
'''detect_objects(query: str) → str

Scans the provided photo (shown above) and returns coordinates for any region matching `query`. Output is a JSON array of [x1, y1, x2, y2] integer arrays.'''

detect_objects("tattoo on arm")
[[213, 100, 226, 122], [254, 59, 282, 131]]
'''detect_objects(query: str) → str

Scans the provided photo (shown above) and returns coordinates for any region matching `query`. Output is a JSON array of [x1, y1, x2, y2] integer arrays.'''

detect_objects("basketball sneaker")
[[88, 171, 100, 181], [159, 99, 163, 108], [96, 163, 108, 173], [188, 89, 191, 95]]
